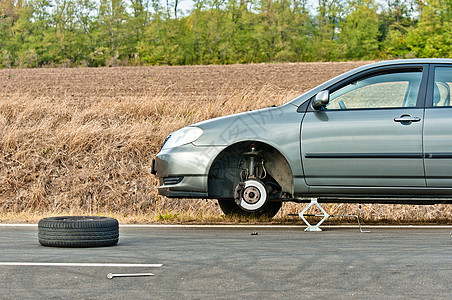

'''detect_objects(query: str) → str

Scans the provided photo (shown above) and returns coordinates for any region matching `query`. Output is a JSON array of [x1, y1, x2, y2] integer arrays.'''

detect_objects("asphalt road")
[[0, 225, 451, 299]]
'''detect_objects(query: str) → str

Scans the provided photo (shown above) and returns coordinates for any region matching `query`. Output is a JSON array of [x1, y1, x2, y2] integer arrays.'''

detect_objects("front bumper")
[[153, 143, 226, 198]]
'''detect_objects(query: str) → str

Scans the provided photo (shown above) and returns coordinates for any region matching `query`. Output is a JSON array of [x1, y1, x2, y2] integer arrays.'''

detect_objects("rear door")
[[423, 64, 452, 187], [301, 65, 428, 187]]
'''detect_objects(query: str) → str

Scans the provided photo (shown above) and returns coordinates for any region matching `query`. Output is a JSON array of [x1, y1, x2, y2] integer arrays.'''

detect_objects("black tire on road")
[[38, 216, 119, 248], [218, 199, 282, 218]]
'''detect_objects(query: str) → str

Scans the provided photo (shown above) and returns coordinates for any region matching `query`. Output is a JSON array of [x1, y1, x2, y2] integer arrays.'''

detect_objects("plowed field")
[[0, 62, 365, 100], [0, 62, 450, 223]]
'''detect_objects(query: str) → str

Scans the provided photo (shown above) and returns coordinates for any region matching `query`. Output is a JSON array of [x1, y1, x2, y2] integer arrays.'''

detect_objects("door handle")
[[394, 114, 421, 123]]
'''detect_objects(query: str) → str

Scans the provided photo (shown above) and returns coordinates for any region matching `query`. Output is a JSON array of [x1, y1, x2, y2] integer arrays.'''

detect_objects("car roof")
[[352, 58, 452, 72], [368, 58, 452, 65], [332, 59, 452, 81]]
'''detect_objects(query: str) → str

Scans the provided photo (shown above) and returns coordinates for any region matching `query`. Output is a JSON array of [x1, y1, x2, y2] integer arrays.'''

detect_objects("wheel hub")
[[243, 186, 261, 204], [234, 179, 268, 212]]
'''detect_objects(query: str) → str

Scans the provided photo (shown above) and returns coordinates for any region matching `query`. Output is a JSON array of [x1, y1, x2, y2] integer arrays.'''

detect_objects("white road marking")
[[0, 224, 451, 228], [119, 224, 452, 229], [0, 262, 162, 267], [0, 224, 37, 227]]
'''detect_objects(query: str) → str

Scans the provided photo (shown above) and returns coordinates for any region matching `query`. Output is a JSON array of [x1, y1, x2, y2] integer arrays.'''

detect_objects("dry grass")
[[0, 62, 451, 224]]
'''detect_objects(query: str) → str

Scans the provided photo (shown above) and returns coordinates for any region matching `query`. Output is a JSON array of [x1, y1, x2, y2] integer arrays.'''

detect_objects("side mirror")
[[312, 91, 330, 110]]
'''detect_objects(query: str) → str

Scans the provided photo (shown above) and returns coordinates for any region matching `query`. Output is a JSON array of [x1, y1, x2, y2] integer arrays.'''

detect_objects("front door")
[[301, 67, 427, 187]]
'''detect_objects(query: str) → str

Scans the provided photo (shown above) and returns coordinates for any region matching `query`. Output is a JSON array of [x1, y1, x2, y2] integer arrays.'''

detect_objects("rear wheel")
[[218, 199, 282, 218]]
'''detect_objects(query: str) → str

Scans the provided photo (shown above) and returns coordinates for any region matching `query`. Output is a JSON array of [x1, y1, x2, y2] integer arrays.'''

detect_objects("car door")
[[423, 64, 452, 187], [301, 65, 428, 188]]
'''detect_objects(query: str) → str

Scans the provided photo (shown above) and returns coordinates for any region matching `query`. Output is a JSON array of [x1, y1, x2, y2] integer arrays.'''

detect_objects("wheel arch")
[[207, 140, 294, 199]]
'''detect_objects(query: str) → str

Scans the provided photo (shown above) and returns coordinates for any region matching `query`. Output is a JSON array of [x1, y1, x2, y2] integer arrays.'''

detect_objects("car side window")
[[327, 71, 423, 110], [433, 67, 452, 107]]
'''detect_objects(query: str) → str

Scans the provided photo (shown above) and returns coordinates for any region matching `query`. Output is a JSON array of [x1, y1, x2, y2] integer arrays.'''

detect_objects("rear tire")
[[218, 199, 282, 218], [38, 216, 119, 248]]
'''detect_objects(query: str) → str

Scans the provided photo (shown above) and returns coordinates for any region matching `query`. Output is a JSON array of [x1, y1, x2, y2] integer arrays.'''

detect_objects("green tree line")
[[0, 0, 451, 67]]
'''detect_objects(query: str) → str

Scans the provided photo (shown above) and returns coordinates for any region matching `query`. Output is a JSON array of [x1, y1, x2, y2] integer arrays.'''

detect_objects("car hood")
[[192, 103, 299, 146], [193, 106, 276, 127]]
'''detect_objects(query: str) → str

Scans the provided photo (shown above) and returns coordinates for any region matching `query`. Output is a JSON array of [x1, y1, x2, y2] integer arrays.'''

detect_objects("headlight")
[[161, 126, 203, 150]]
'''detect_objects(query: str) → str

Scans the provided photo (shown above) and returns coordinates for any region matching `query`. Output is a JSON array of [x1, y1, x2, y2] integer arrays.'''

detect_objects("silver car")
[[152, 59, 452, 217]]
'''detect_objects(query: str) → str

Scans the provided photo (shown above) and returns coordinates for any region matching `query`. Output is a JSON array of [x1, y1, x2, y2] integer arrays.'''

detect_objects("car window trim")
[[305, 64, 429, 112], [426, 64, 452, 108]]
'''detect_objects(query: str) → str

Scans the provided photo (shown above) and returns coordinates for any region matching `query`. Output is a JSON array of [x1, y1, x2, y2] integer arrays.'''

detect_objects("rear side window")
[[432, 67, 452, 107], [327, 71, 423, 110]]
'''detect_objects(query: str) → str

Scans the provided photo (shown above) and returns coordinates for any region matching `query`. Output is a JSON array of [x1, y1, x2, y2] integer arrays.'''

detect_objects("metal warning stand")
[[298, 198, 370, 233]]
